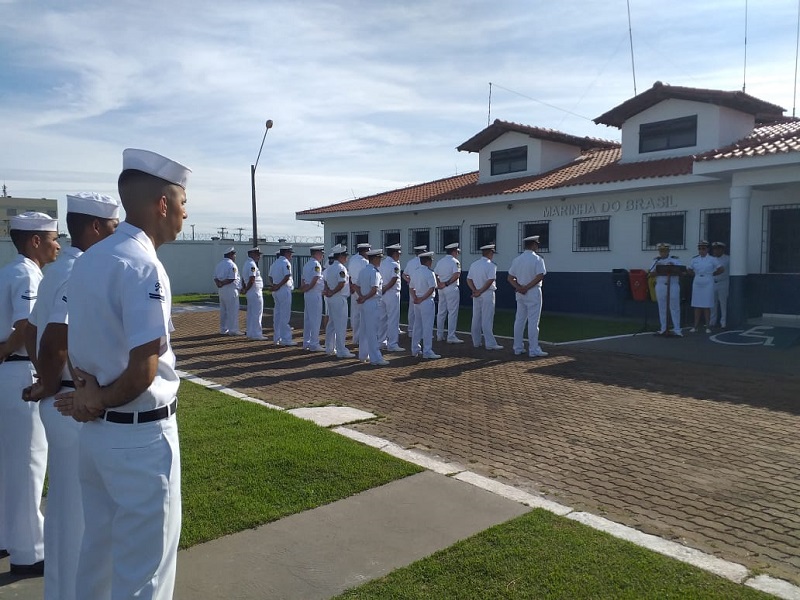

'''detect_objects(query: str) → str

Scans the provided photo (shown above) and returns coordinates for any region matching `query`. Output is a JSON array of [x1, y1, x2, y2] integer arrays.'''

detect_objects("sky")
[[2, 0, 799, 242]]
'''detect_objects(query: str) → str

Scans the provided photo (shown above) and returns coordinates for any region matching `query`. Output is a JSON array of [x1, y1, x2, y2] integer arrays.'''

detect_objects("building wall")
[[477, 132, 581, 183], [0, 197, 59, 237]]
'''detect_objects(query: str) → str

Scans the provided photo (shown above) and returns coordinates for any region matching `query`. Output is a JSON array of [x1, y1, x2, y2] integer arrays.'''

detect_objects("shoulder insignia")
[[315, 266, 321, 272], [148, 280, 165, 301], [251, 267, 256, 272], [394, 267, 399, 274], [339, 271, 346, 278]]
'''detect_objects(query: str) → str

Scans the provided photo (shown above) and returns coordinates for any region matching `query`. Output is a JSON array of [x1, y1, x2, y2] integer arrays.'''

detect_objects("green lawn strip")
[[336, 509, 769, 600], [177, 379, 422, 548]]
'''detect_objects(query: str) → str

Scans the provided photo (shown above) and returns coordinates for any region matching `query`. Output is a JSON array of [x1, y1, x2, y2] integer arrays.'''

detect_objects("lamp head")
[[265, 119, 274, 129]]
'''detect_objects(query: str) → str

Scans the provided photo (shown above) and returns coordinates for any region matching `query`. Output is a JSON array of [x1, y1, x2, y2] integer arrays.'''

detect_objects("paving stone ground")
[[171, 308, 800, 586]]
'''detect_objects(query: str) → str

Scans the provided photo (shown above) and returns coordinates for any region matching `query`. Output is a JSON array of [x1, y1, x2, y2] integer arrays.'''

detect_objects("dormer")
[[457, 120, 619, 184], [594, 81, 785, 162]]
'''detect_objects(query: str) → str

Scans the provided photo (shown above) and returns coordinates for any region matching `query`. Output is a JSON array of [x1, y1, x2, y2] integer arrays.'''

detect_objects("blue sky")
[[2, 0, 799, 240]]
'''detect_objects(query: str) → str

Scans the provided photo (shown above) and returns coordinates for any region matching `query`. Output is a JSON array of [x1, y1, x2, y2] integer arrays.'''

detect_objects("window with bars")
[[573, 216, 610, 251], [763, 204, 800, 273], [381, 229, 400, 248], [351, 231, 369, 249], [408, 228, 430, 250], [700, 209, 730, 248], [331, 232, 347, 247], [471, 224, 497, 253], [642, 211, 686, 250], [518, 221, 550, 252], [436, 226, 461, 252]]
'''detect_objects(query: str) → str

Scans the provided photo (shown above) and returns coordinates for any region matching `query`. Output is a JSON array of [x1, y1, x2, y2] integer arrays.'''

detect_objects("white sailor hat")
[[711, 241, 726, 248], [367, 249, 384, 257], [310, 244, 325, 252], [480, 243, 496, 251], [657, 242, 670, 250], [248, 247, 262, 254], [385, 243, 402, 252], [413, 245, 427, 252], [418, 251, 435, 259], [10, 211, 58, 232], [444, 242, 460, 250], [279, 245, 294, 252], [66, 192, 121, 219], [356, 243, 371, 251], [224, 246, 236, 255], [697, 240, 709, 247], [122, 148, 191, 188], [330, 243, 348, 255], [523, 235, 540, 243]]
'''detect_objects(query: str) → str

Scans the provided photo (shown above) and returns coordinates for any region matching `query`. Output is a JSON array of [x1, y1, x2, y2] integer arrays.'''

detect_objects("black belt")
[[5, 354, 31, 362], [102, 398, 178, 424]]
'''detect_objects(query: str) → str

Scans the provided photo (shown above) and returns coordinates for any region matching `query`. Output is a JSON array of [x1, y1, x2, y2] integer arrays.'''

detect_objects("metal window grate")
[[381, 229, 400, 248], [573, 216, 610, 252], [408, 228, 430, 251], [436, 225, 461, 253], [642, 211, 686, 251], [470, 223, 497, 253], [762, 203, 800, 274], [518, 220, 550, 253]]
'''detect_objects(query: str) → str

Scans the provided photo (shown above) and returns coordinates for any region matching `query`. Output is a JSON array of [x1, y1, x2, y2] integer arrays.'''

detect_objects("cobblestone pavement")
[[171, 308, 800, 585]]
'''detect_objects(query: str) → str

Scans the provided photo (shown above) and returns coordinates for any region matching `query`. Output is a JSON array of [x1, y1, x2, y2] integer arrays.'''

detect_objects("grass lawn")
[[177, 379, 422, 548], [335, 509, 771, 600]]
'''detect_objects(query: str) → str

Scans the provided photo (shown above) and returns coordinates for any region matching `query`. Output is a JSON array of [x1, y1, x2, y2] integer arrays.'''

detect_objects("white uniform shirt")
[[67, 222, 177, 412], [347, 254, 368, 290], [357, 264, 382, 303], [508, 251, 546, 293], [29, 246, 82, 379], [689, 254, 720, 279], [214, 258, 240, 288], [467, 257, 497, 291], [714, 254, 730, 283], [324, 262, 350, 297], [0, 254, 43, 354], [379, 257, 402, 292], [403, 256, 421, 280], [434, 254, 461, 288], [242, 257, 263, 294], [269, 256, 294, 290], [649, 255, 683, 283], [410, 265, 437, 299], [302, 258, 324, 293]]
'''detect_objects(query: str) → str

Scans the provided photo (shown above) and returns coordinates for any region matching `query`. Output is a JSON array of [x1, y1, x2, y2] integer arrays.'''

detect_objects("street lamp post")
[[250, 119, 274, 244]]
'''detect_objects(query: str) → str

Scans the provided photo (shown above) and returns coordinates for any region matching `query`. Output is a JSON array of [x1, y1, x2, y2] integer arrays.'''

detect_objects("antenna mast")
[[793, 0, 800, 116], [626, 0, 637, 95], [742, 0, 748, 92], [488, 82, 493, 126]]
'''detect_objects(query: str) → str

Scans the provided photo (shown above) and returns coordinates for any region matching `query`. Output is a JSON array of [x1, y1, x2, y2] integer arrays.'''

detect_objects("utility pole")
[[236, 227, 244, 241], [190, 224, 195, 240]]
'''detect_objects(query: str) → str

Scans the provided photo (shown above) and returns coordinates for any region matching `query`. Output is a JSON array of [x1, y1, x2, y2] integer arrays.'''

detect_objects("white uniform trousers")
[[406, 290, 416, 337], [358, 299, 383, 363], [0, 360, 46, 565], [245, 290, 264, 339], [349, 296, 362, 344], [656, 279, 681, 333], [40, 394, 83, 600], [380, 291, 401, 349], [303, 292, 323, 348], [436, 285, 460, 340], [272, 286, 293, 344], [411, 299, 435, 356], [218, 285, 240, 334], [76, 416, 181, 600], [471, 291, 499, 348], [710, 281, 729, 327], [513, 288, 543, 354], [327, 295, 350, 356]]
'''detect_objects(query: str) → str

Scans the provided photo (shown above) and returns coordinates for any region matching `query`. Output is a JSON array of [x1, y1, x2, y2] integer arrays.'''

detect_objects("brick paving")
[[171, 308, 800, 585]]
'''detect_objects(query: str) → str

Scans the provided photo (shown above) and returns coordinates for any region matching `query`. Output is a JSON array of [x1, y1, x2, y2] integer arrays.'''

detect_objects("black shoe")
[[10, 560, 44, 576], [0, 549, 8, 559]]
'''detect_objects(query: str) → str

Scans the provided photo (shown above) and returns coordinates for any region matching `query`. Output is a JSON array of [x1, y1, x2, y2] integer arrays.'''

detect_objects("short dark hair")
[[9, 229, 37, 252]]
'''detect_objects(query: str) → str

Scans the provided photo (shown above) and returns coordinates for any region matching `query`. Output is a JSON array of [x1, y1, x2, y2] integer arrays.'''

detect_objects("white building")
[[0, 196, 58, 237], [297, 82, 800, 324]]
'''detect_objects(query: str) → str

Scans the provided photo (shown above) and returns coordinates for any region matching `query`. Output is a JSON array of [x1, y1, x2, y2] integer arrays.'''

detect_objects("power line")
[[488, 83, 593, 121]]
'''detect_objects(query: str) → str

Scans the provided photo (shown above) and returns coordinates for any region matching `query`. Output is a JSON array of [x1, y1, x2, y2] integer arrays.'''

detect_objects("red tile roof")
[[594, 81, 785, 128], [457, 119, 619, 153], [696, 119, 800, 161]]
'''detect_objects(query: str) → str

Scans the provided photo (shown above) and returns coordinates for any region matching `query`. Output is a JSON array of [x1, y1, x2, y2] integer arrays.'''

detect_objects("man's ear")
[[159, 195, 168, 217]]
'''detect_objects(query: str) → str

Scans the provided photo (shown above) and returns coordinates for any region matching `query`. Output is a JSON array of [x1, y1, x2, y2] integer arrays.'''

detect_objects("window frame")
[[470, 223, 498, 253], [762, 203, 800, 274], [408, 228, 431, 251], [573, 216, 610, 252], [381, 229, 400, 249], [436, 225, 461, 253], [642, 211, 687, 251], [490, 146, 528, 176], [639, 115, 698, 153], [331, 232, 348, 248], [518, 220, 550, 253], [351, 231, 369, 250]]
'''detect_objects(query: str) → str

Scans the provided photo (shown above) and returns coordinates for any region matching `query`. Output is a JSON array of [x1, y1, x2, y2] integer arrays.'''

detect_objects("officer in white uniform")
[[323, 252, 334, 353], [213, 248, 241, 335], [402, 245, 427, 338], [347, 243, 370, 345], [648, 242, 684, 336], [378, 244, 404, 352], [269, 245, 296, 346], [467, 244, 503, 350], [357, 249, 388, 365], [0, 211, 59, 575], [434, 242, 463, 344], [688, 240, 723, 334], [710, 242, 731, 329], [508, 235, 548, 358], [301, 245, 325, 351], [323, 245, 354, 358], [241, 247, 264, 340], [24, 192, 120, 599], [54, 148, 190, 600], [410, 252, 440, 359]]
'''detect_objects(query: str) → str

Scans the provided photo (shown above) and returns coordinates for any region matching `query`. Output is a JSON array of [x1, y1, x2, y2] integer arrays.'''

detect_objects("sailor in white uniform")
[[241, 247, 264, 339], [269, 246, 295, 345], [357, 249, 388, 365], [323, 245, 354, 358], [213, 248, 241, 335], [0, 211, 60, 575], [410, 252, 440, 359], [688, 240, 723, 333], [434, 242, 463, 344], [648, 242, 684, 336], [24, 192, 120, 599], [301, 245, 325, 351], [378, 244, 404, 352], [402, 245, 427, 338], [710, 242, 731, 329], [347, 243, 370, 345], [467, 244, 503, 350], [508, 235, 548, 357], [55, 148, 190, 600]]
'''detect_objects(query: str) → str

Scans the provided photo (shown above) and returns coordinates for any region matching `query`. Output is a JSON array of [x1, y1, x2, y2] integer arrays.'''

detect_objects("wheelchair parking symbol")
[[710, 326, 776, 346]]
